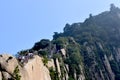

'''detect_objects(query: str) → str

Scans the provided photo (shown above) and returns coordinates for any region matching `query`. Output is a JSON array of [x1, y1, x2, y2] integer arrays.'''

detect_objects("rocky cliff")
[[1, 4, 120, 80], [0, 37, 85, 80], [53, 4, 120, 80], [0, 54, 51, 80]]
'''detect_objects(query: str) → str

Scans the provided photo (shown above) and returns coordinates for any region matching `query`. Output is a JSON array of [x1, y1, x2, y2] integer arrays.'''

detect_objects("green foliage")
[[66, 44, 82, 65], [68, 76, 75, 80], [38, 50, 48, 56], [32, 39, 50, 50], [60, 64, 65, 78], [17, 4, 120, 80], [52, 54, 61, 59], [53, 32, 64, 39], [13, 66, 21, 80], [42, 56, 48, 66], [53, 37, 68, 49], [67, 44, 79, 54], [52, 5, 120, 79], [17, 50, 28, 56], [49, 67, 59, 80], [110, 60, 120, 79], [64, 43, 82, 77]]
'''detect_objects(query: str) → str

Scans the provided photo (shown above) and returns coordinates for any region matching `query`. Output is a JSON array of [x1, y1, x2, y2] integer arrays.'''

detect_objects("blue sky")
[[0, 0, 119, 55]]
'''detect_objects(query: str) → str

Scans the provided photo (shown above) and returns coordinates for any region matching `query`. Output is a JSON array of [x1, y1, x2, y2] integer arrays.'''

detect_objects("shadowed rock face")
[[0, 54, 51, 80]]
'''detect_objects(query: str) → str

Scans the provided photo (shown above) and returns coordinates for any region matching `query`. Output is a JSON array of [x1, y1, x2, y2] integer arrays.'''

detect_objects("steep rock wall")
[[0, 54, 51, 80], [21, 55, 51, 80]]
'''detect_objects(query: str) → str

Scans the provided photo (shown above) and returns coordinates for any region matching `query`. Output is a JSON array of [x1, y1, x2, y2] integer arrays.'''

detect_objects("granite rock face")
[[0, 54, 18, 74], [0, 54, 51, 80]]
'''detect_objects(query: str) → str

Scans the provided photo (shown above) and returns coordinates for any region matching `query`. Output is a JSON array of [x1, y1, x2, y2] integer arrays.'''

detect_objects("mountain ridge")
[[1, 4, 120, 80]]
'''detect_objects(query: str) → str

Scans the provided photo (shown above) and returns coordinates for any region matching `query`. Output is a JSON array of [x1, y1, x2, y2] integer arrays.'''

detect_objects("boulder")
[[0, 54, 18, 74], [0, 54, 51, 80], [2, 71, 11, 80]]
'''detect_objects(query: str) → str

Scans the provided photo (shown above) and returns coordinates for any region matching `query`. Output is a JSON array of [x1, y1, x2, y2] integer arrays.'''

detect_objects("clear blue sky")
[[0, 0, 119, 55]]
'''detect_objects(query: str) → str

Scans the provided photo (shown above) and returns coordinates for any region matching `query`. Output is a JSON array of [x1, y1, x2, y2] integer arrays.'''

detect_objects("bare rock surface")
[[21, 55, 51, 80], [2, 71, 11, 80], [0, 54, 18, 74], [0, 54, 51, 80]]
